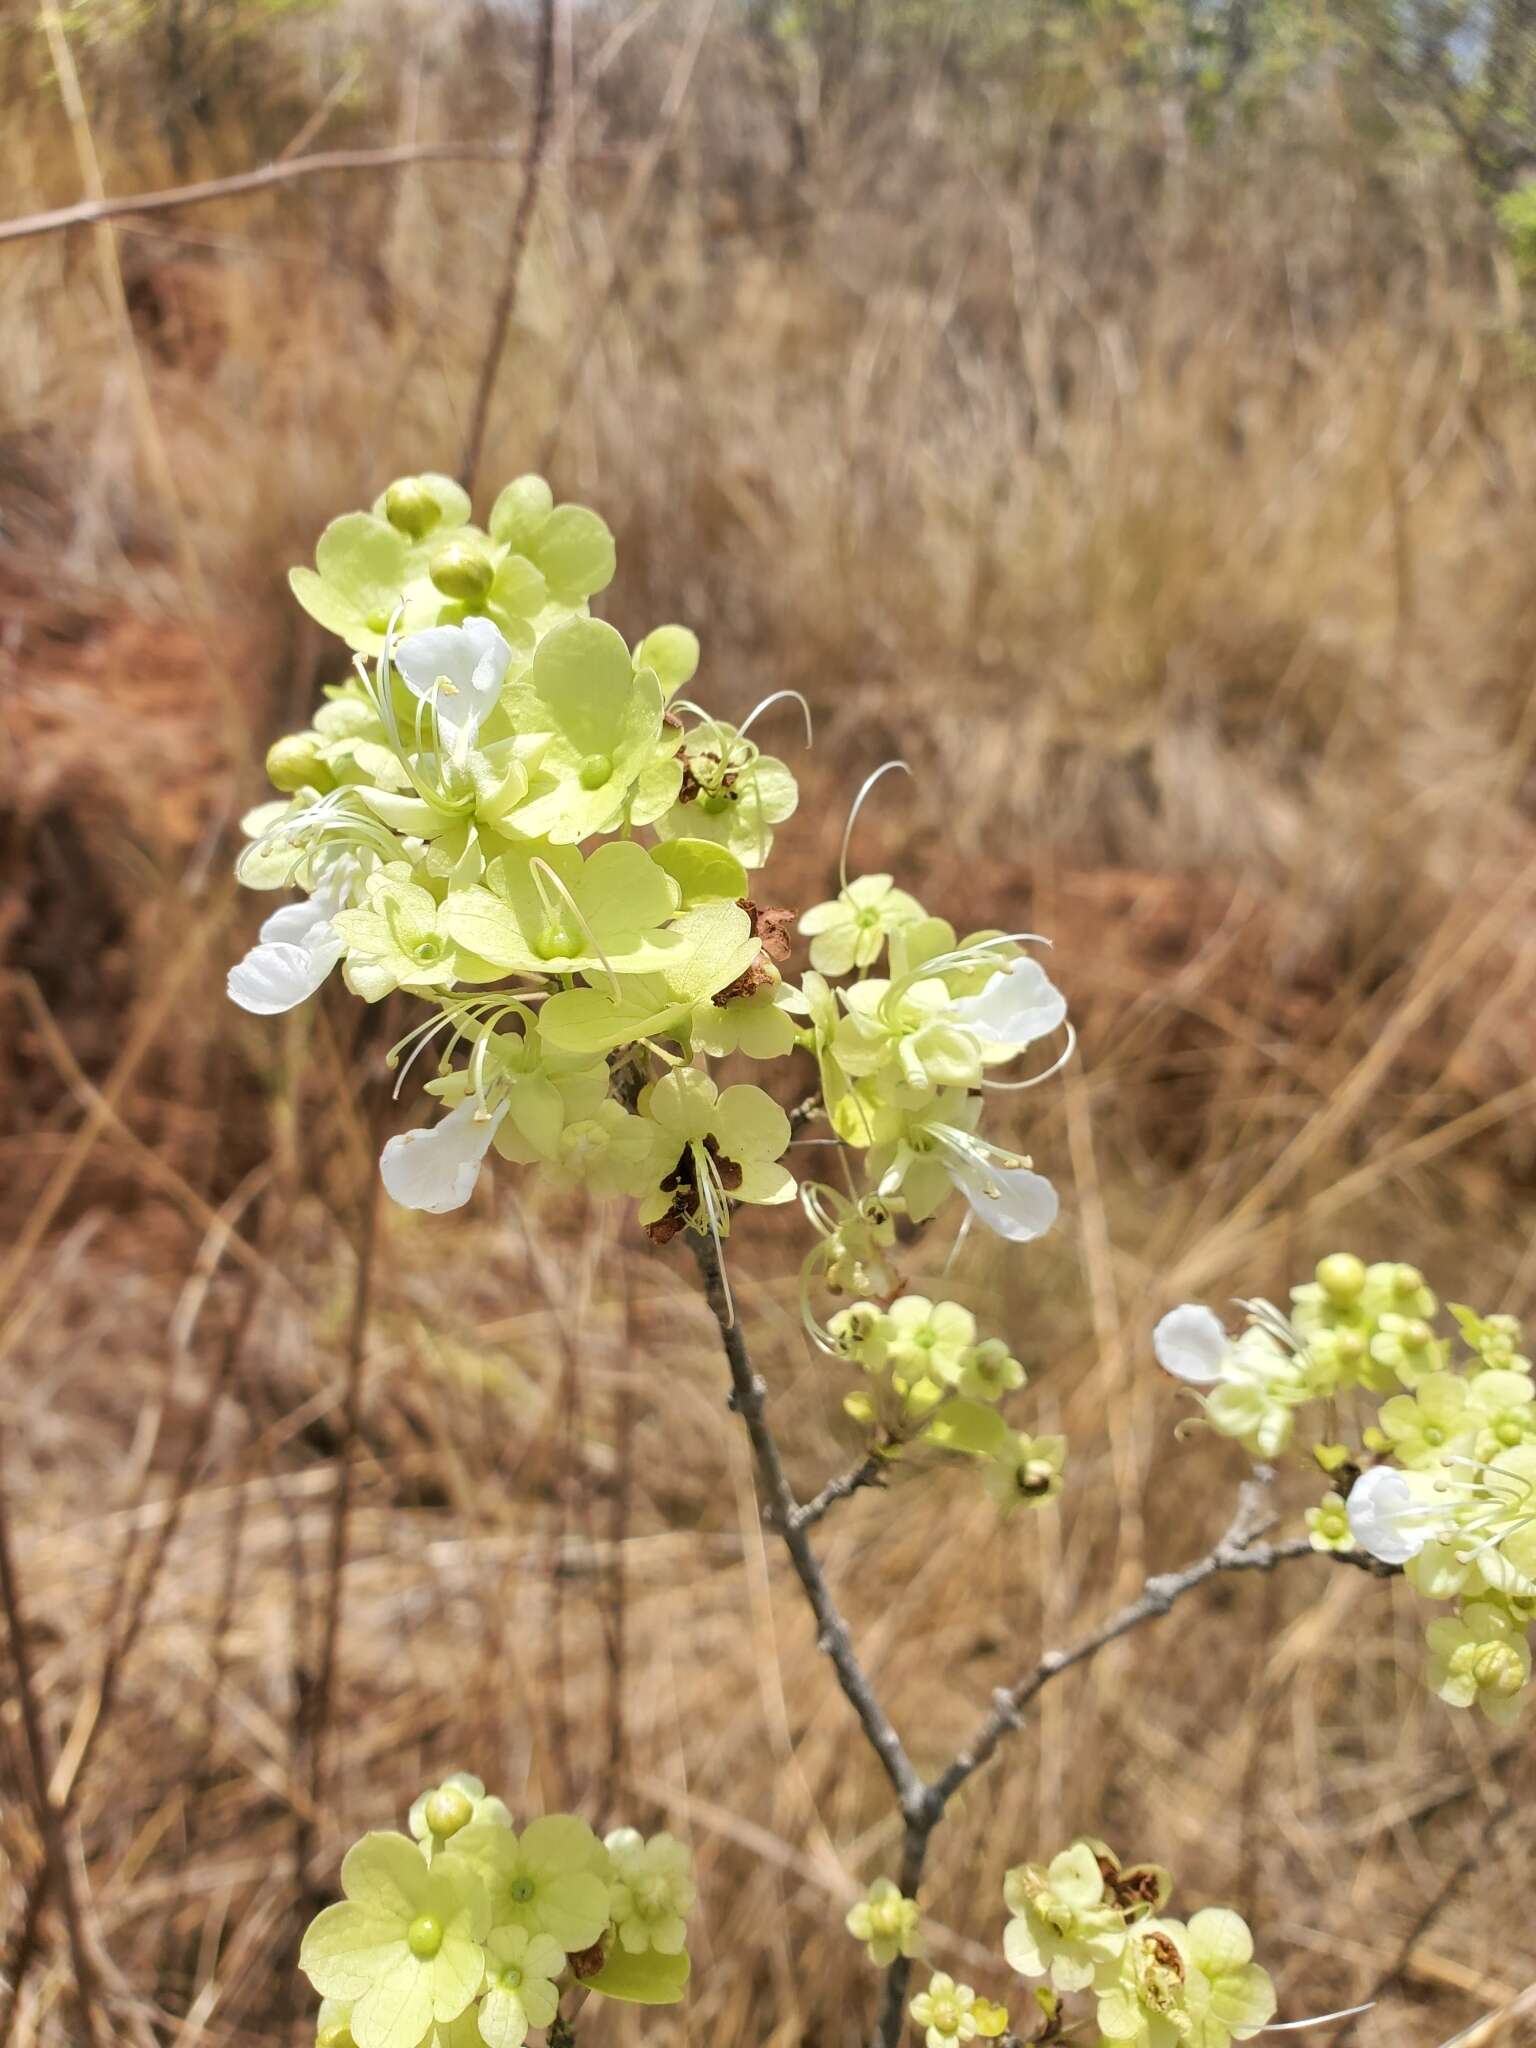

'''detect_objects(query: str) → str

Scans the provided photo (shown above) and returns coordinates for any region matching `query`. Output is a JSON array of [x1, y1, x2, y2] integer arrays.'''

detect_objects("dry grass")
[[3, 3, 1536, 2044]]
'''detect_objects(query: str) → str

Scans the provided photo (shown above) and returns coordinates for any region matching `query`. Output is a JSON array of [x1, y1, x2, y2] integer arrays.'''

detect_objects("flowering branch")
[[682, 1266, 1406, 2048]]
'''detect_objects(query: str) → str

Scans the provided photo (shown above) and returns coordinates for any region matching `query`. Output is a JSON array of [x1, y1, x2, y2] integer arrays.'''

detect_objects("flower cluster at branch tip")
[[1155, 1257, 1536, 1724], [825, 1292, 1066, 1509], [300, 1774, 693, 2048], [993, 1838, 1276, 2048], [230, 473, 1073, 1291]]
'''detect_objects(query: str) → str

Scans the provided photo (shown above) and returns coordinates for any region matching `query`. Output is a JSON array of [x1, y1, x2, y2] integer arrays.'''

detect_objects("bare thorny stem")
[[685, 1234, 1399, 2048]]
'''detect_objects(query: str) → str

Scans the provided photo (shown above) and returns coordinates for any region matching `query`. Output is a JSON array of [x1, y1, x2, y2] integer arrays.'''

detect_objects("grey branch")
[[687, 1233, 927, 1816], [0, 142, 595, 248], [788, 1452, 887, 1531]]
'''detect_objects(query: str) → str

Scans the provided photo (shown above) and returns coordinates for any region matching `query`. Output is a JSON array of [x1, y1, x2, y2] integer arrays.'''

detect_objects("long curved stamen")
[[883, 929, 1052, 1017], [839, 760, 912, 895], [942, 1206, 975, 1276], [798, 1242, 843, 1355], [393, 1012, 459, 1098], [528, 858, 620, 999], [799, 1179, 850, 1238], [1259, 2004, 1375, 2034], [737, 689, 813, 749], [982, 1019, 1078, 1091], [696, 1148, 737, 1329]]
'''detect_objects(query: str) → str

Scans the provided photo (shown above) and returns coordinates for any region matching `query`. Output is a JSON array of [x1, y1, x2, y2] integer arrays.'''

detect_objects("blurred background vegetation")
[[3, 0, 1536, 2043]]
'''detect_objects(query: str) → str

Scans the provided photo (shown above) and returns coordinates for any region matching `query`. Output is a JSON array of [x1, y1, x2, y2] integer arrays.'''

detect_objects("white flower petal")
[[1152, 1303, 1232, 1385], [952, 958, 1068, 1049], [379, 1099, 505, 1214], [1346, 1467, 1431, 1565], [394, 620, 512, 740], [227, 932, 343, 1014], [946, 1154, 1060, 1242], [259, 897, 336, 947]]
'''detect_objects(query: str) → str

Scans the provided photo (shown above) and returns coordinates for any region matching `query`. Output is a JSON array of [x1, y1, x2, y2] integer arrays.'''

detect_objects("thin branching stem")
[[683, 1254, 1404, 2048], [686, 1231, 927, 1817]]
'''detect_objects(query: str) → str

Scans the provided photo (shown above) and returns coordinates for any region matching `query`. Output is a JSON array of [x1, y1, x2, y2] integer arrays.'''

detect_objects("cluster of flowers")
[[299, 1773, 694, 2048], [1156, 1256, 1536, 1724], [825, 1293, 1067, 1510], [847, 1839, 1276, 2048], [229, 472, 1072, 1288]]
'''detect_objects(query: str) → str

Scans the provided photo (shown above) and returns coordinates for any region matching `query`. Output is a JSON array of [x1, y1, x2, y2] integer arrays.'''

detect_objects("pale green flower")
[[909, 1972, 982, 2047], [834, 976, 987, 1105], [1094, 1919, 1194, 2048], [1203, 1329, 1310, 1459], [690, 979, 801, 1060], [1465, 1368, 1536, 1459], [845, 1877, 922, 1967], [452, 1816, 610, 1952], [299, 1832, 489, 2048], [474, 1925, 567, 2048], [1183, 1907, 1276, 2045], [506, 619, 666, 842], [654, 721, 798, 868], [1375, 1372, 1476, 1469], [636, 1068, 794, 1242], [442, 840, 680, 980], [1003, 1841, 1126, 1992], [334, 867, 465, 1003], [884, 1296, 977, 1390], [603, 1827, 695, 1955], [799, 875, 925, 977], [1305, 1493, 1354, 1554], [1368, 1312, 1450, 1390], [1425, 1601, 1532, 1723], [409, 1774, 512, 1859], [827, 1302, 893, 1370], [957, 1338, 1027, 1403], [985, 1431, 1068, 1514]]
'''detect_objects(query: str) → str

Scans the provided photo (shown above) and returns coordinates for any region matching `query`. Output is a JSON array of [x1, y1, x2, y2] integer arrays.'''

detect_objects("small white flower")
[[380, 1098, 507, 1213], [1153, 1303, 1233, 1385], [227, 873, 348, 1014], [393, 617, 512, 745], [1346, 1465, 1434, 1564], [943, 1147, 1059, 1243], [951, 958, 1067, 1051]]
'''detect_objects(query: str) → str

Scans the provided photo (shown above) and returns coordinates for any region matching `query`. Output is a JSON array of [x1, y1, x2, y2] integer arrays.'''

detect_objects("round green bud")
[[407, 1914, 444, 1960], [1317, 1253, 1366, 1305], [577, 752, 614, 790], [1401, 1318, 1432, 1351], [317, 2027, 357, 2048], [1393, 1263, 1425, 1298], [265, 732, 332, 794], [430, 542, 495, 603], [424, 1786, 474, 1838], [1335, 1330, 1365, 1364], [384, 477, 442, 539]]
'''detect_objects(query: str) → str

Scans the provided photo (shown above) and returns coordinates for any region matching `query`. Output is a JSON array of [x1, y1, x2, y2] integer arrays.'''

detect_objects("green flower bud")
[[265, 732, 333, 794], [383, 477, 442, 539], [317, 2027, 356, 2048], [1393, 1263, 1426, 1299], [424, 1786, 474, 1838], [430, 541, 494, 603], [1317, 1253, 1366, 1305], [1471, 1641, 1526, 1698]]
